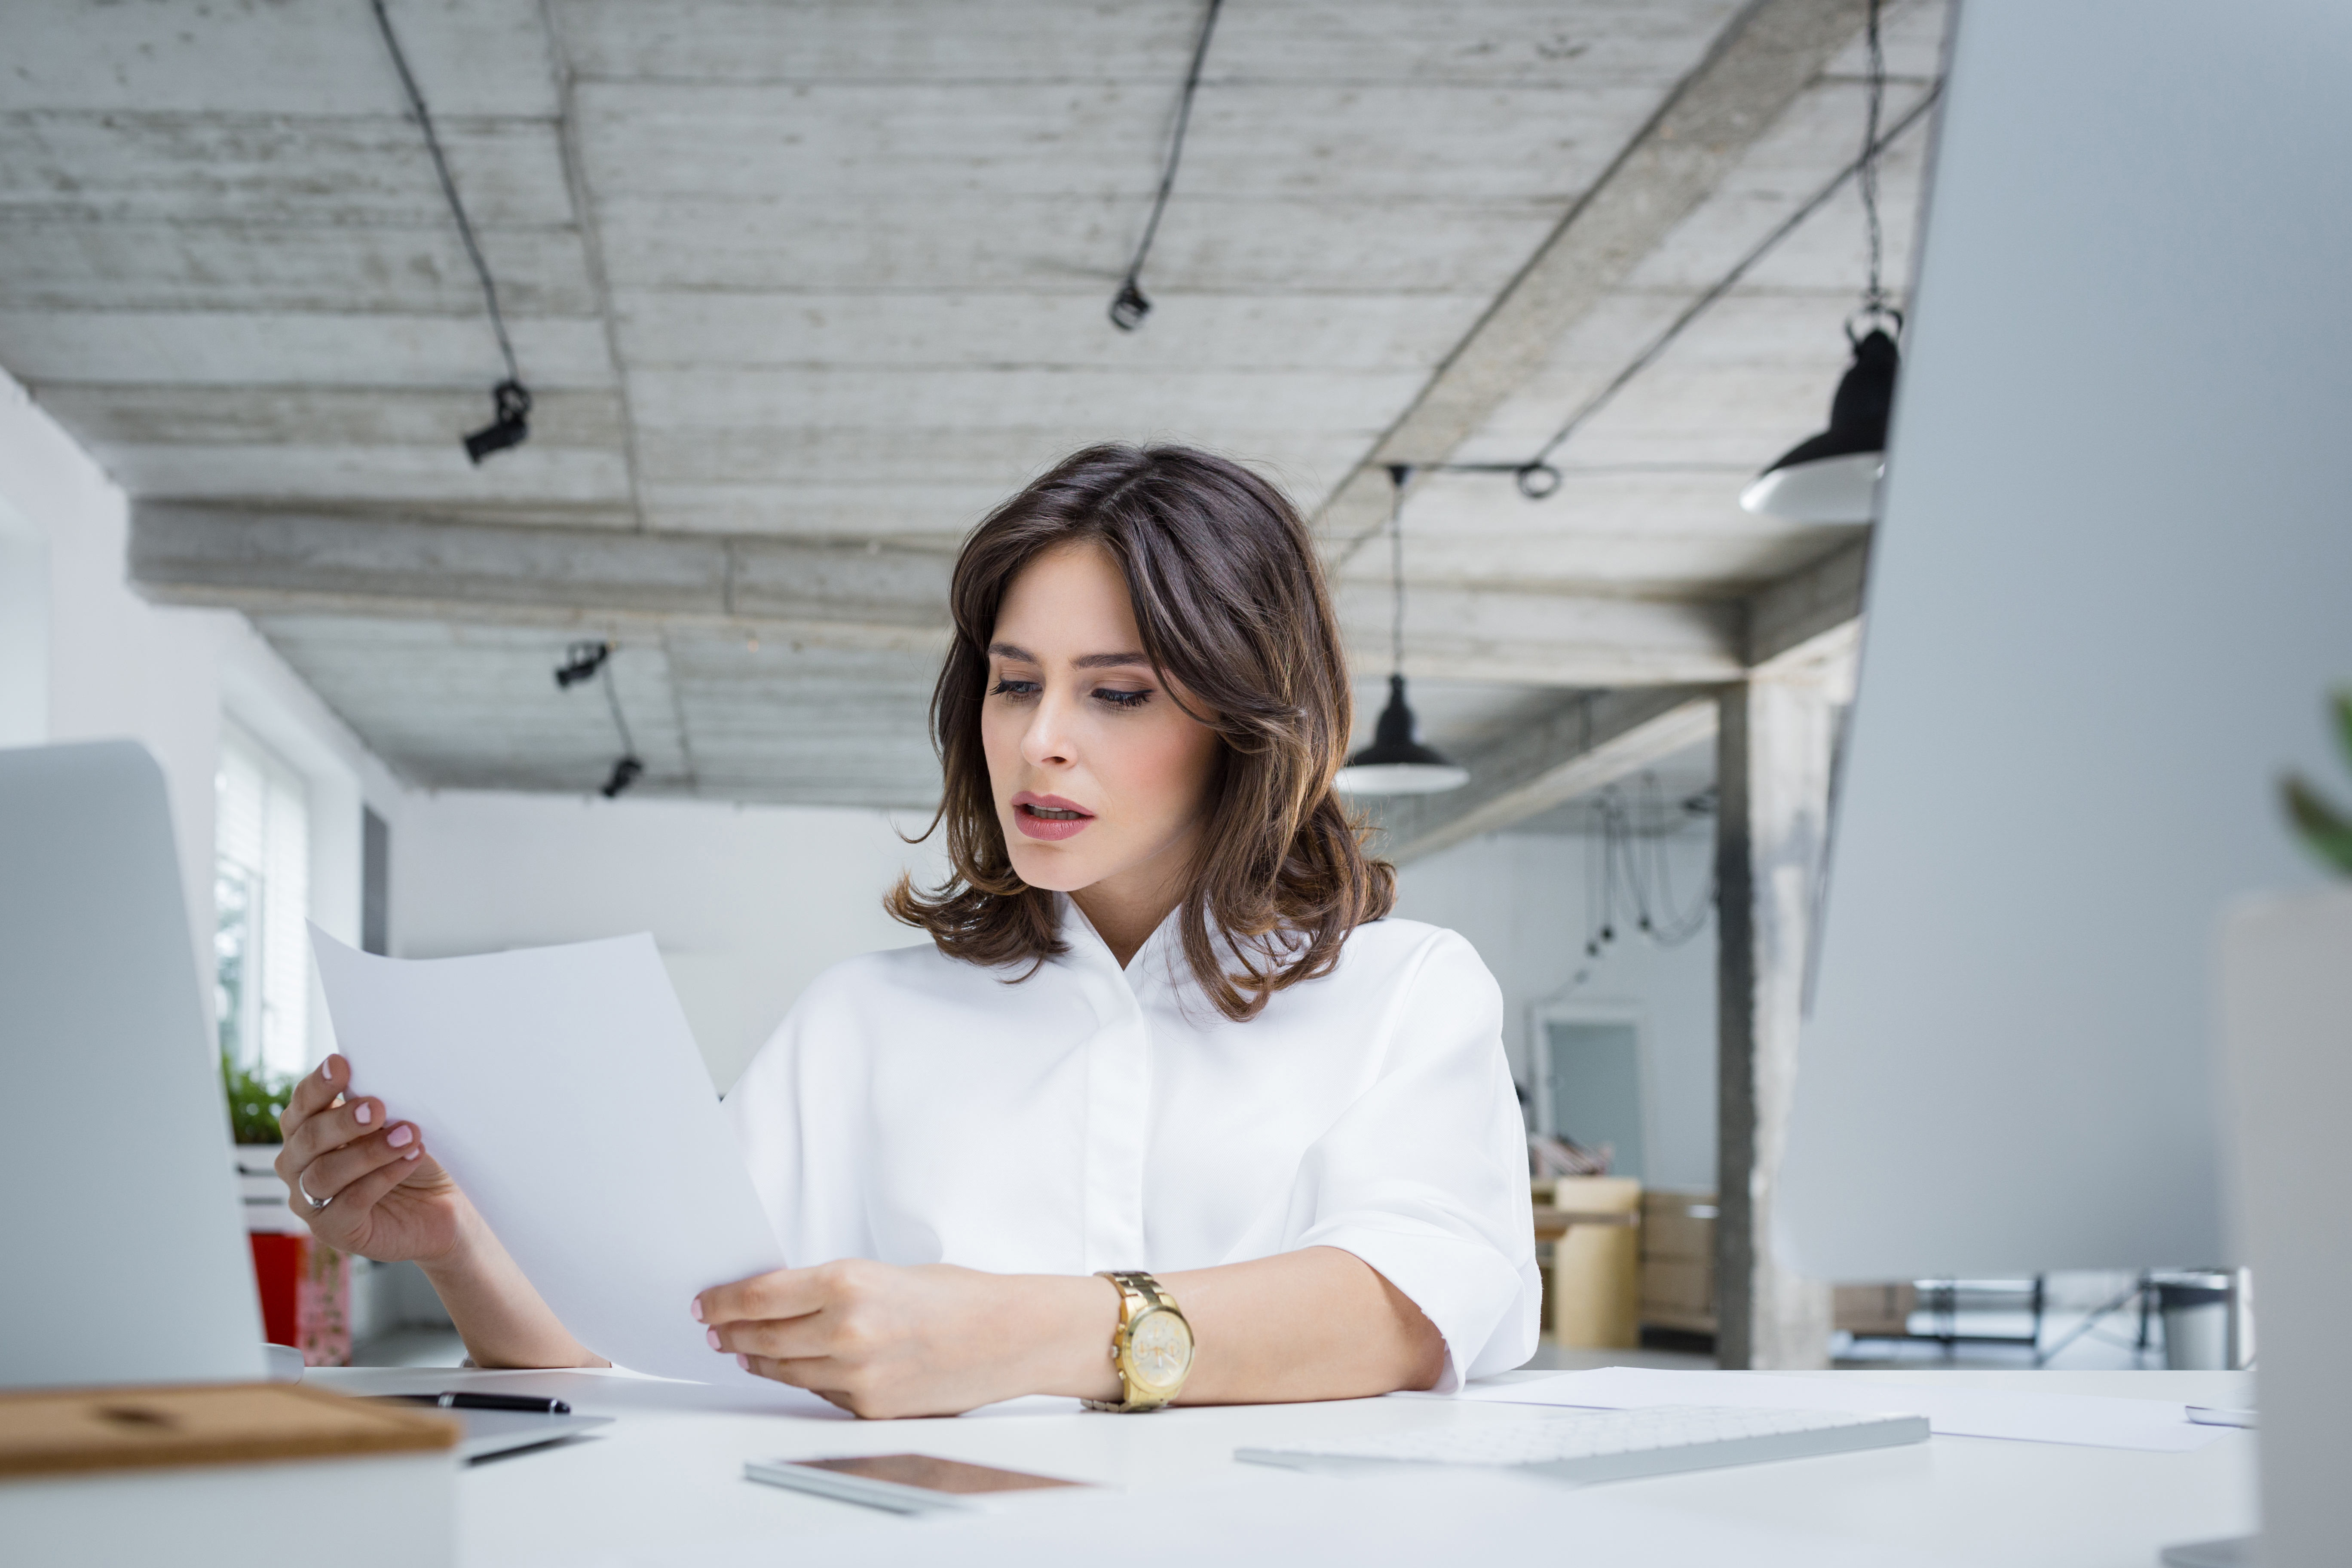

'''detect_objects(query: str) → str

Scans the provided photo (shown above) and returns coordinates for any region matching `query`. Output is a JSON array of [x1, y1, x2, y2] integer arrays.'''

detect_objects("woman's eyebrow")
[[988, 642, 1150, 670]]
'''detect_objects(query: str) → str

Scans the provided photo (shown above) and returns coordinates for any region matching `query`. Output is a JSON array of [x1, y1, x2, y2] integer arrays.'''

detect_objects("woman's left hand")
[[693, 1260, 1120, 1418]]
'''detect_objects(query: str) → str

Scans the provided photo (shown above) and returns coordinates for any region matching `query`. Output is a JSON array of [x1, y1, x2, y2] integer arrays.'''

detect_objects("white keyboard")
[[1236, 1404, 1929, 1485]]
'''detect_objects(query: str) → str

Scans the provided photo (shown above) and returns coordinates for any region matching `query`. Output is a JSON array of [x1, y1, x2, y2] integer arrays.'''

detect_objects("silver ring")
[[297, 1170, 332, 1212]]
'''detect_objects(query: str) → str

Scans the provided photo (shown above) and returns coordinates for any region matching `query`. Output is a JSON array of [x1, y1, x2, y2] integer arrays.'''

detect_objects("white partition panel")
[[1783, 0, 2352, 1279]]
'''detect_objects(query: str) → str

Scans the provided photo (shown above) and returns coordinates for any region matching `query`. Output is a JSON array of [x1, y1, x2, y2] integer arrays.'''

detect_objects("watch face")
[[1125, 1307, 1193, 1393]]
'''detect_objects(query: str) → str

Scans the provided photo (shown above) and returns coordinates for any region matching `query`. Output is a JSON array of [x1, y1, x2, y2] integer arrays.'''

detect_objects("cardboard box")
[[1833, 1282, 1919, 1338], [1547, 1178, 1642, 1349], [1639, 1190, 1717, 1334]]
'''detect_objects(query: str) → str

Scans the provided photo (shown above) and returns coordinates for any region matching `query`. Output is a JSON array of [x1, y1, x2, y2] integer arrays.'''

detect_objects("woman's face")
[[981, 540, 1223, 898]]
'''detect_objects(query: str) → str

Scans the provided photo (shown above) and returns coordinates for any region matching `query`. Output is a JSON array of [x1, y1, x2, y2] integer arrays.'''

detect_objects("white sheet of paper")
[[309, 927, 795, 1393], [1446, 1366, 2223, 1452]]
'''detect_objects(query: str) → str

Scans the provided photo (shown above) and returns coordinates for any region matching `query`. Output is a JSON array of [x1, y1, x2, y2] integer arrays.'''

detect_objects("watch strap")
[[1082, 1270, 1189, 1412]]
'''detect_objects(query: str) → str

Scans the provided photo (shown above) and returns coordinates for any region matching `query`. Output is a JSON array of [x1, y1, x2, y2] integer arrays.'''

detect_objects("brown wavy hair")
[[886, 443, 1394, 1021]]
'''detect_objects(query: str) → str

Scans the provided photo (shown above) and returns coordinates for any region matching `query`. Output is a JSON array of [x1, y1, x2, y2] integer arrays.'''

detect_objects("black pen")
[[373, 1391, 573, 1415]]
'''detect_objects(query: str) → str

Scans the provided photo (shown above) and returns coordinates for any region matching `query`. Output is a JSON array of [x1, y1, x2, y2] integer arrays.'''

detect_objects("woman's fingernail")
[[735, 1354, 749, 1371], [689, 1298, 704, 1322], [404, 1146, 422, 1161], [705, 1328, 721, 1350], [387, 1125, 413, 1148], [355, 1104, 373, 1125], [320, 1060, 333, 1081]]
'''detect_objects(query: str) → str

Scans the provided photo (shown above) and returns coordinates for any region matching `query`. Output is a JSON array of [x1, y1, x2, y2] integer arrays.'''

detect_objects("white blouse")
[[724, 897, 1539, 1390]]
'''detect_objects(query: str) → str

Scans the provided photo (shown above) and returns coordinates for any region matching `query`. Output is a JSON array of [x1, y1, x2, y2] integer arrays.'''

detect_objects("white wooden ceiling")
[[0, 0, 1946, 806]]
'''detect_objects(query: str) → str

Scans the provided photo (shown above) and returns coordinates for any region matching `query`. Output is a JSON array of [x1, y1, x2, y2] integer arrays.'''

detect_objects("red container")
[[248, 1231, 351, 1366]]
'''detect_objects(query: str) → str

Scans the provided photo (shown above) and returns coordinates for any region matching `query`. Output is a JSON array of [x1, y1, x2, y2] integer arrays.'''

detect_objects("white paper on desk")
[[309, 928, 793, 1392], [1450, 1366, 2224, 1452]]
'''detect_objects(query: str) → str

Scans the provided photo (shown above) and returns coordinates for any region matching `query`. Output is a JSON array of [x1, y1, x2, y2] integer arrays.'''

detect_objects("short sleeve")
[[1283, 929, 1540, 1390]]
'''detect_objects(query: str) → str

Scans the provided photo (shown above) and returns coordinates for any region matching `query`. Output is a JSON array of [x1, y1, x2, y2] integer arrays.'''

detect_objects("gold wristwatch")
[[1083, 1270, 1193, 1412]]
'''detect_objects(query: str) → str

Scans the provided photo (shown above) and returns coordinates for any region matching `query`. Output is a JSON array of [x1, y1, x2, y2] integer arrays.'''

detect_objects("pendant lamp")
[[1737, 324, 1898, 522], [1740, 0, 1900, 525], [1335, 467, 1470, 796]]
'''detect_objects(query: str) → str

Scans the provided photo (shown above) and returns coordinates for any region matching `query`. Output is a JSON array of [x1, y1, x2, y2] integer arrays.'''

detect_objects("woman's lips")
[[1011, 793, 1094, 842]]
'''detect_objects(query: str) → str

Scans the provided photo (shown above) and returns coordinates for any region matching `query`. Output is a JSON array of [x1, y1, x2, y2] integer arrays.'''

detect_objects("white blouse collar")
[[1052, 892, 1184, 983]]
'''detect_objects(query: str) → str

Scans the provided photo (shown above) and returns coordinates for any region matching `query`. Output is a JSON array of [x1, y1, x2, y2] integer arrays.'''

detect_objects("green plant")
[[222, 1054, 293, 1145], [2282, 690, 2352, 875]]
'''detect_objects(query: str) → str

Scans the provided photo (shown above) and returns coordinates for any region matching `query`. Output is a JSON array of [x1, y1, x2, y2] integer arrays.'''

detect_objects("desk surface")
[[305, 1364, 2257, 1568]]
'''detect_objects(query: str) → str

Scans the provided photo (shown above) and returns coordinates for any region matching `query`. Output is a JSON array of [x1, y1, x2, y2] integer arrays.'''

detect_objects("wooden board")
[[0, 1383, 457, 1479]]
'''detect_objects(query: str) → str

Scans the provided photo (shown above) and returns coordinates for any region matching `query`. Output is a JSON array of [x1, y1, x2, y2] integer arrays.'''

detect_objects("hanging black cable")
[[597, 664, 645, 797], [371, 0, 533, 462], [1572, 774, 1714, 974], [1615, 775, 1713, 946], [553, 640, 644, 797], [1335, 467, 1469, 794], [1740, 0, 1908, 520], [1416, 74, 1941, 502], [1109, 0, 1224, 331], [1857, 0, 1890, 324]]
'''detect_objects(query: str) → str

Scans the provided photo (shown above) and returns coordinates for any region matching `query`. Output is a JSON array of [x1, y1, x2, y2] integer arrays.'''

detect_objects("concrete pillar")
[[1714, 675, 1837, 1369]]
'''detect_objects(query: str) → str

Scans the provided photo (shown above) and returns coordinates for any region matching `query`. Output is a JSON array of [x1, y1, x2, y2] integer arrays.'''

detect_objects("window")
[[215, 721, 309, 1080]]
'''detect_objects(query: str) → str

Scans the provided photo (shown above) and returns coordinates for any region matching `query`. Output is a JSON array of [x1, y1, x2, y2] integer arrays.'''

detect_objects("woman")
[[278, 444, 1538, 1418]]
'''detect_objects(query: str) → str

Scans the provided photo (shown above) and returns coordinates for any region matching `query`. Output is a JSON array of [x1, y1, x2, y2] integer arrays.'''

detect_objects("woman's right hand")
[[274, 1054, 463, 1263]]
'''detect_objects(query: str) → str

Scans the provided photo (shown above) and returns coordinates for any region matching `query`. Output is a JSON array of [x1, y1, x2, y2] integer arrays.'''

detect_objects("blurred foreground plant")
[[2281, 690, 2352, 876]]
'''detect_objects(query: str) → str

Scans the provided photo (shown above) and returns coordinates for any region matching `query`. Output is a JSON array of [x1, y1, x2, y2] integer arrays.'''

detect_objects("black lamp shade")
[[1336, 674, 1469, 795], [1763, 327, 1899, 473], [1740, 328, 1899, 521]]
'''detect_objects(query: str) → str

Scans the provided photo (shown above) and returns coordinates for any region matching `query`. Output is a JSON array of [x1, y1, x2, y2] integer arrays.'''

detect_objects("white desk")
[[306, 1365, 2257, 1567]]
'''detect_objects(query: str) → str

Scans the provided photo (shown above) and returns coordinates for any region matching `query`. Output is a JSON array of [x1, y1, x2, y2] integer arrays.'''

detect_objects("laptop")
[[0, 741, 607, 1459], [0, 741, 268, 1389]]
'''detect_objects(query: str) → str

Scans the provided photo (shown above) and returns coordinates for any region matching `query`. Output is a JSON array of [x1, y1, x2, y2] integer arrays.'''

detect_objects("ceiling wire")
[[1550, 773, 1716, 995], [373, 0, 533, 462], [1858, 0, 1889, 319], [1399, 76, 1942, 509], [371, 0, 520, 385], [598, 656, 639, 761], [554, 640, 645, 798], [1384, 465, 1412, 677], [1109, 0, 1225, 331]]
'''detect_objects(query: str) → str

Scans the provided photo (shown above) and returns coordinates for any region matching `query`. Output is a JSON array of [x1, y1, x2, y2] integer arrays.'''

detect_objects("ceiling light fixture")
[[463, 379, 533, 465], [1335, 467, 1469, 796], [1740, 0, 1900, 524], [600, 757, 644, 799], [1405, 28, 1938, 521], [372, 0, 534, 464], [1108, 0, 1224, 331], [553, 640, 646, 798], [553, 640, 611, 689]]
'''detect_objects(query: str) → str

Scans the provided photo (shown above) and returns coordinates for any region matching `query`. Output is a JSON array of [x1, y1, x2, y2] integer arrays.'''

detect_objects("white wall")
[[392, 790, 950, 1093], [0, 493, 48, 748], [1393, 830, 1718, 1191], [0, 369, 404, 1059]]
